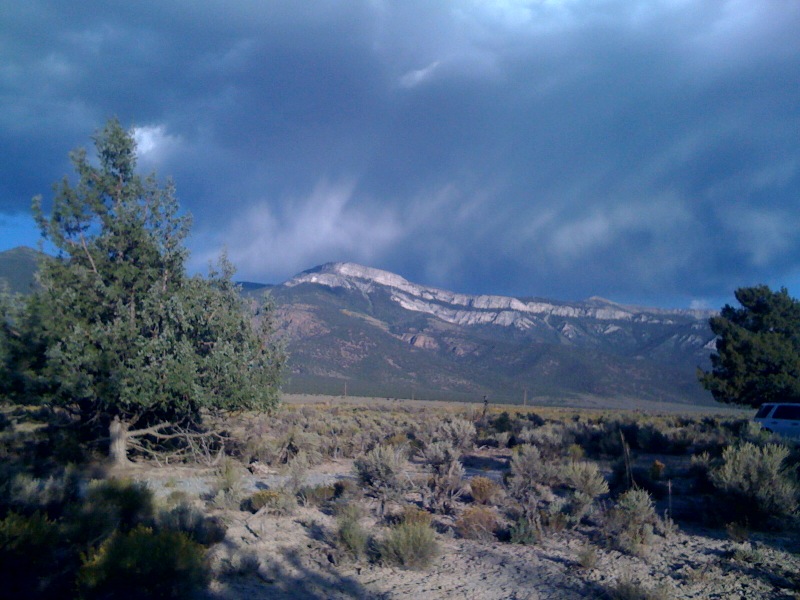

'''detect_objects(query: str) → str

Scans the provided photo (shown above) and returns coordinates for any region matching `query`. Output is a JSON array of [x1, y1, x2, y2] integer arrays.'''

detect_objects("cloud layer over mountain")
[[2, 1, 799, 307]]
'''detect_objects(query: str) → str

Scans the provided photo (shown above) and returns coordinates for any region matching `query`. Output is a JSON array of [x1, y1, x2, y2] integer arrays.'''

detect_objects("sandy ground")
[[128, 455, 799, 600]]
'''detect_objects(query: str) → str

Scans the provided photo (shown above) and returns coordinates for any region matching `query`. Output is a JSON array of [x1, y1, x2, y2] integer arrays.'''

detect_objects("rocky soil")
[[130, 456, 800, 600]]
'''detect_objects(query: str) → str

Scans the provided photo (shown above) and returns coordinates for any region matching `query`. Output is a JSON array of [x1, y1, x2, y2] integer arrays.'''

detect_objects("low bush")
[[66, 479, 156, 547], [576, 542, 598, 569], [78, 525, 208, 599], [398, 505, 433, 527], [0, 511, 65, 598], [157, 502, 226, 546], [607, 576, 672, 600], [563, 461, 608, 523], [379, 521, 439, 570], [244, 489, 296, 515], [354, 444, 410, 515], [298, 483, 337, 507], [605, 488, 658, 556], [336, 504, 370, 561], [469, 476, 500, 505], [508, 515, 539, 545], [710, 442, 799, 525], [456, 506, 498, 541]]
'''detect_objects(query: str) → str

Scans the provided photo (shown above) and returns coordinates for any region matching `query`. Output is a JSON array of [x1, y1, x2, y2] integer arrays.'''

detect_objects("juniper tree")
[[17, 118, 283, 464], [699, 285, 800, 407]]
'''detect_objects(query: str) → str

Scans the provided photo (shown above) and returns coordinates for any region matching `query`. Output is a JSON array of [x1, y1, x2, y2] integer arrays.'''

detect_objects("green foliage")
[[156, 502, 226, 546], [699, 285, 800, 407], [66, 479, 155, 546], [710, 442, 799, 524], [378, 521, 439, 570], [77, 525, 208, 599], [336, 504, 369, 561], [508, 515, 540, 545], [563, 460, 609, 523], [606, 488, 658, 556], [5, 118, 283, 456], [0, 511, 63, 598]]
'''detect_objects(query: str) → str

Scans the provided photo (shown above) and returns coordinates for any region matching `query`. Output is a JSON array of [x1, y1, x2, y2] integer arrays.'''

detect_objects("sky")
[[1, 1, 799, 309]]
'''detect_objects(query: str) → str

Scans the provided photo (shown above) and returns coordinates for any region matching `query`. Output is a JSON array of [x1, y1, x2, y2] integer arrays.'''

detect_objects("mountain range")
[[0, 247, 718, 406], [247, 262, 718, 406]]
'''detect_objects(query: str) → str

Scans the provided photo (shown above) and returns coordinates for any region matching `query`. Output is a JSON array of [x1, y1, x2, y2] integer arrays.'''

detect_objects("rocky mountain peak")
[[284, 262, 713, 329]]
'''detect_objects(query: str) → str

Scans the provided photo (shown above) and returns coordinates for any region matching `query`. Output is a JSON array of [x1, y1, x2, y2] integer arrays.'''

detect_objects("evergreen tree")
[[699, 285, 800, 408], [12, 118, 283, 464]]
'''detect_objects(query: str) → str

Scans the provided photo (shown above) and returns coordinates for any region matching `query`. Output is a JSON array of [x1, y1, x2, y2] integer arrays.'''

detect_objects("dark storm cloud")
[[1, 1, 799, 307]]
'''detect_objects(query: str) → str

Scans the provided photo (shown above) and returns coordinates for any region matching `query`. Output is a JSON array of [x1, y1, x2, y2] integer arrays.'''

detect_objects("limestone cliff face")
[[285, 262, 713, 330]]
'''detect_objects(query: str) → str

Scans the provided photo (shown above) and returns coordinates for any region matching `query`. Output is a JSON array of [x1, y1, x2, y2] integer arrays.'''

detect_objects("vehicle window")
[[773, 405, 800, 420], [755, 405, 774, 419]]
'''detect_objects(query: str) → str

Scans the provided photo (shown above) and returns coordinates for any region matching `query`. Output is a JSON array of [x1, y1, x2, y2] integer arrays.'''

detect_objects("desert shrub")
[[576, 542, 598, 569], [0, 511, 64, 598], [524, 423, 574, 458], [78, 525, 208, 599], [3, 466, 83, 518], [688, 451, 715, 493], [66, 479, 155, 546], [649, 460, 666, 481], [636, 423, 686, 455], [508, 515, 539, 545], [420, 441, 465, 514], [491, 411, 514, 433], [354, 444, 409, 514], [563, 461, 608, 523], [298, 483, 337, 507], [401, 507, 432, 528], [709, 442, 799, 525], [456, 506, 498, 541], [605, 488, 658, 556], [217, 549, 261, 577], [157, 502, 226, 546], [566, 443, 585, 462], [510, 444, 559, 487], [607, 577, 672, 600], [469, 476, 500, 505], [333, 478, 359, 500], [336, 504, 369, 561], [384, 432, 410, 447], [524, 412, 546, 427], [208, 457, 248, 510], [437, 418, 476, 452], [378, 521, 439, 570], [419, 440, 459, 471], [540, 496, 569, 533], [245, 489, 296, 515]]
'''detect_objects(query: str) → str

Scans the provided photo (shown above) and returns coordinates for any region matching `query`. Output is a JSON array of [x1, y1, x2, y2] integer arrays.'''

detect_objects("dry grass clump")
[[469, 476, 500, 505], [607, 575, 672, 600], [456, 506, 499, 541], [378, 520, 440, 570], [575, 543, 599, 569], [244, 489, 296, 515], [335, 503, 370, 561], [398, 505, 433, 527]]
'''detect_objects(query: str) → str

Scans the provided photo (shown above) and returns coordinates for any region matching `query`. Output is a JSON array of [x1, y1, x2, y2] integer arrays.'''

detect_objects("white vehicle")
[[754, 403, 800, 439]]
